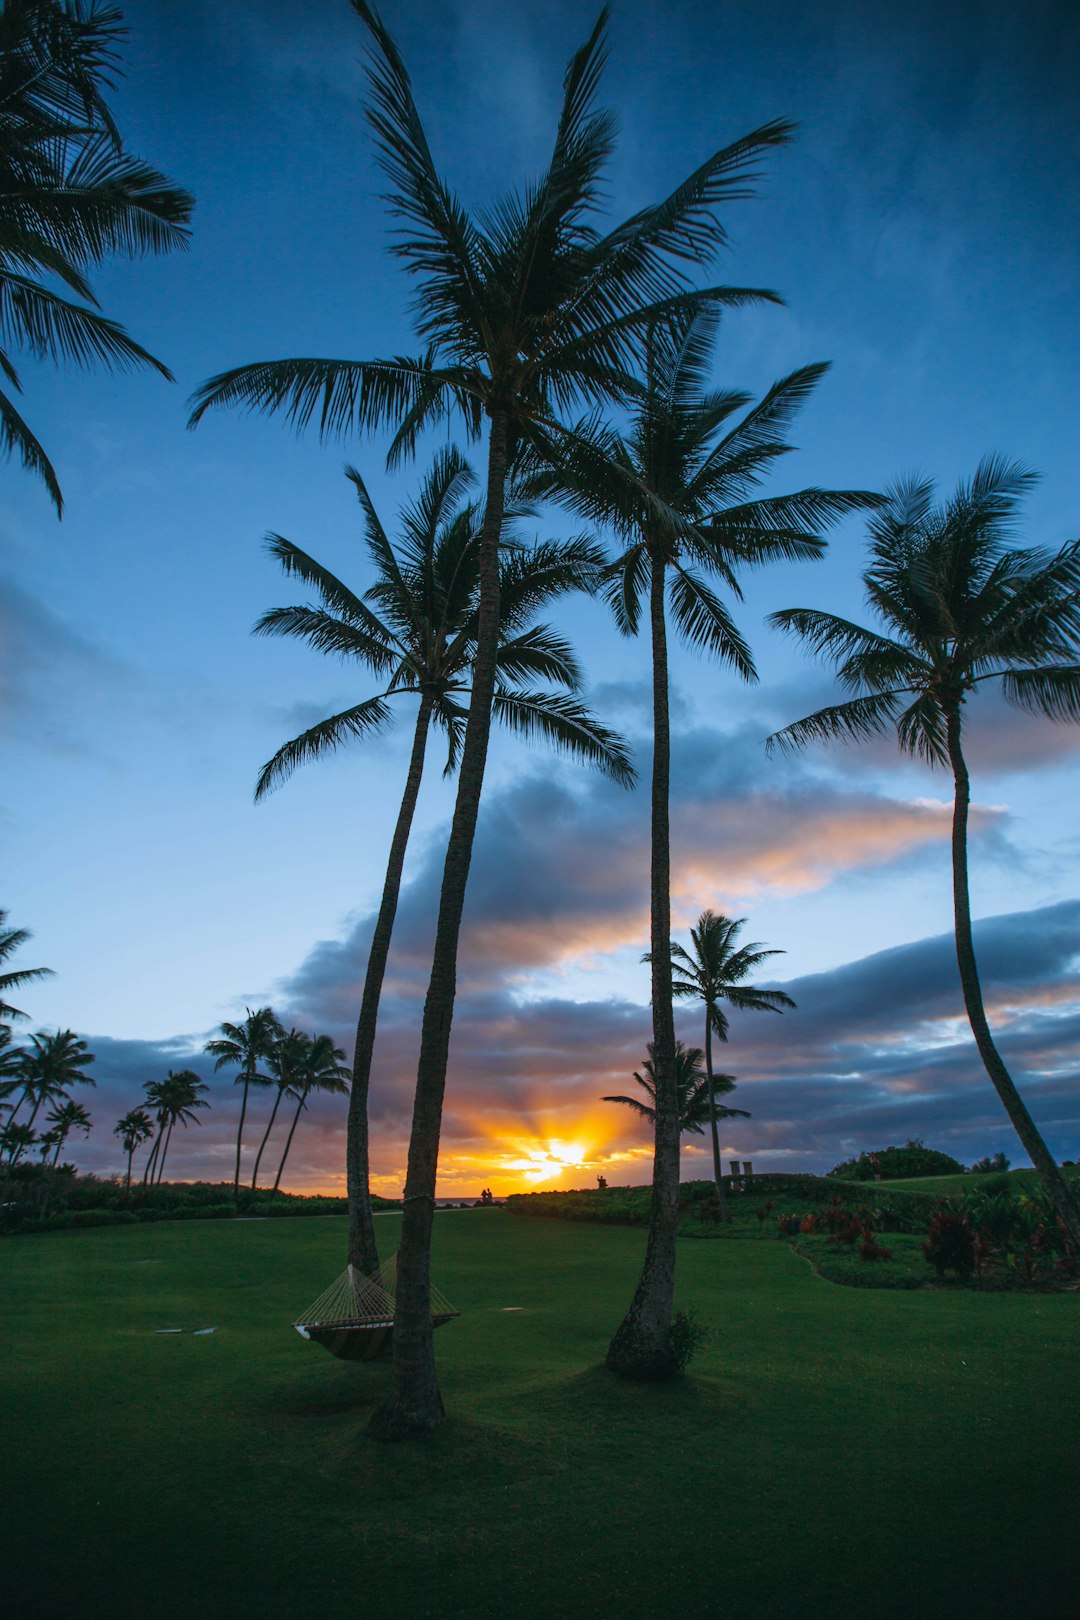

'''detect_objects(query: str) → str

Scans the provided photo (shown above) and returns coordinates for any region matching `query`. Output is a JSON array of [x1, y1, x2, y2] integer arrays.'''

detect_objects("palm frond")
[[492, 687, 636, 786], [667, 563, 756, 677], [999, 665, 1080, 723], [187, 354, 436, 439], [766, 690, 905, 754], [0, 378, 62, 510], [0, 272, 172, 374], [254, 696, 394, 799]]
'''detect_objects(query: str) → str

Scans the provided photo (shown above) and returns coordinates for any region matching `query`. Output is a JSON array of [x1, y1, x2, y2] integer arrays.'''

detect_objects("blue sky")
[[4, 0, 1079, 1192]]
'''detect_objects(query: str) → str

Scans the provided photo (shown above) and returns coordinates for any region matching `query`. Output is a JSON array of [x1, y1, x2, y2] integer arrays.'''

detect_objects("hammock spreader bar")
[[293, 1253, 459, 1362]]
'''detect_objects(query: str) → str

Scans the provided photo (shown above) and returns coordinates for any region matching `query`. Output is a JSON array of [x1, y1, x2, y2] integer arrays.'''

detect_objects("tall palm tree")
[[665, 910, 793, 1217], [532, 308, 874, 1376], [42, 1096, 91, 1165], [256, 450, 632, 1274], [113, 1105, 153, 1188], [204, 1006, 283, 1201], [142, 1069, 207, 1186], [0, 909, 53, 1021], [603, 1040, 748, 1179], [249, 1030, 307, 1191], [767, 456, 1080, 1247], [6, 1027, 94, 1144], [190, 0, 793, 1436], [272, 1034, 351, 1194], [0, 0, 193, 512]]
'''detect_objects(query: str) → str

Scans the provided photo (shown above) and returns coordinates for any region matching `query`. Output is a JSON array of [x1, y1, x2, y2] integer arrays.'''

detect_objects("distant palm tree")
[[204, 1007, 283, 1200], [256, 450, 632, 1274], [0, 910, 53, 1022], [0, 0, 193, 512], [250, 1030, 308, 1191], [189, 0, 793, 1436], [272, 1034, 351, 1194], [142, 1070, 207, 1185], [0, 1120, 36, 1164], [114, 1106, 154, 1189], [7, 1028, 94, 1145], [42, 1097, 91, 1165], [534, 307, 874, 1376], [768, 456, 1080, 1247], [603, 1041, 748, 1178], [663, 911, 792, 1216]]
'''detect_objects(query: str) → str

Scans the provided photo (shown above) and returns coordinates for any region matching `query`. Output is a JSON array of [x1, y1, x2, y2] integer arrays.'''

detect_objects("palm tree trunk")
[[607, 549, 680, 1379], [125, 1147, 133, 1190], [704, 1007, 729, 1219], [143, 1126, 163, 1185], [233, 1075, 252, 1202], [368, 409, 510, 1440], [274, 1091, 307, 1193], [156, 1119, 175, 1184], [948, 711, 1080, 1248], [251, 1088, 285, 1190], [348, 691, 435, 1275]]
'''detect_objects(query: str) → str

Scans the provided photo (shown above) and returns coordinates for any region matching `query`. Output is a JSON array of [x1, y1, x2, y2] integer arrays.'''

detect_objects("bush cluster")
[[827, 1140, 966, 1182]]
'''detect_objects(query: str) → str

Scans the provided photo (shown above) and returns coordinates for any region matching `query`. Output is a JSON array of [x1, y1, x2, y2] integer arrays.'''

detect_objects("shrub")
[[828, 1140, 966, 1182], [923, 1210, 976, 1277], [970, 1151, 1010, 1175], [664, 1310, 708, 1374]]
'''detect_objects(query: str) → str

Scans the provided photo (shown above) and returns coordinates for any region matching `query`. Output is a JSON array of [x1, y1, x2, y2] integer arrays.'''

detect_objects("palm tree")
[[767, 456, 1080, 1247], [0, 1120, 36, 1164], [204, 1007, 283, 1201], [272, 1034, 351, 1194], [0, 909, 53, 1021], [531, 308, 874, 1376], [142, 1069, 207, 1186], [256, 450, 632, 1274], [603, 1040, 748, 1179], [0, 0, 193, 512], [249, 1030, 307, 1191], [42, 1097, 91, 1165], [6, 1028, 94, 1144], [189, 0, 793, 1436], [113, 1106, 154, 1188], [665, 910, 793, 1217]]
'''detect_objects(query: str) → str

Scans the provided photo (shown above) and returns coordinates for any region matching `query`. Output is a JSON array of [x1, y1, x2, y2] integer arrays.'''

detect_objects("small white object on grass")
[[193, 1328, 217, 1335]]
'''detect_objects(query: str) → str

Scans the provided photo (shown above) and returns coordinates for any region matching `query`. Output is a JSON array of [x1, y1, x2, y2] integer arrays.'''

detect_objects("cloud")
[[0, 576, 126, 752]]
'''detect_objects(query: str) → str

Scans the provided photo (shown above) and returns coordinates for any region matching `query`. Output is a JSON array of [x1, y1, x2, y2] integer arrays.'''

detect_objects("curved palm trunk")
[[156, 1120, 175, 1184], [948, 712, 1080, 1248], [233, 1075, 253, 1201], [251, 1088, 286, 1190], [274, 1089, 308, 1193], [348, 691, 435, 1275], [607, 550, 681, 1379], [143, 1125, 164, 1185], [704, 1008, 730, 1220], [368, 411, 509, 1440]]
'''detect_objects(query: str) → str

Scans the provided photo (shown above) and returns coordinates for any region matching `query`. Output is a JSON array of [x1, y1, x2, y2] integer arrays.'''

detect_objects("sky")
[[4, 0, 1080, 1196]]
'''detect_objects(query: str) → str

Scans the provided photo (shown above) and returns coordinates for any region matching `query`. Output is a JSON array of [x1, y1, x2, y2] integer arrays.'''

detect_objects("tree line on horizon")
[[4, 1, 1080, 1443]]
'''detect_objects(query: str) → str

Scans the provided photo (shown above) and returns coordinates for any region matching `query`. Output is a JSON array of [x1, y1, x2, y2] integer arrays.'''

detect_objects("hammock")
[[293, 1252, 459, 1362]]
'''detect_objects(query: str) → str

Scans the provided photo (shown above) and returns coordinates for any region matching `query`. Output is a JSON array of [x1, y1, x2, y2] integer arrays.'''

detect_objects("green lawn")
[[2, 1211, 1077, 1619]]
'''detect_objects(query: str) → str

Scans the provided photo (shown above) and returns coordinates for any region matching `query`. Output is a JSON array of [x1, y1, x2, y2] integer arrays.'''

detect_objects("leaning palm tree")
[[257, 450, 632, 1274], [272, 1034, 351, 1194], [250, 1030, 307, 1191], [142, 1069, 207, 1186], [768, 456, 1080, 1247], [603, 1039, 748, 1179], [42, 1097, 91, 1165], [190, 0, 794, 1436], [0, 0, 193, 512], [531, 308, 874, 1376], [114, 1105, 154, 1188], [6, 1027, 94, 1143], [664, 910, 793, 1217], [204, 1006, 283, 1200], [0, 909, 53, 1022]]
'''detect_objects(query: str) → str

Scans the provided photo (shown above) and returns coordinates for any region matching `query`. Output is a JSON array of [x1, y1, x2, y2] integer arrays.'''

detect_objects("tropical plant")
[[113, 1105, 153, 1188], [768, 457, 1080, 1246], [272, 1033, 351, 1194], [530, 307, 873, 1376], [141, 1069, 207, 1185], [255, 450, 632, 1273], [190, 1, 797, 1433], [204, 1006, 283, 1201], [662, 910, 792, 1216], [42, 1096, 90, 1164], [249, 1029, 307, 1191], [0, 1119, 36, 1163], [5, 1027, 94, 1147], [0, 0, 193, 512], [0, 909, 53, 1020], [602, 1039, 747, 1177]]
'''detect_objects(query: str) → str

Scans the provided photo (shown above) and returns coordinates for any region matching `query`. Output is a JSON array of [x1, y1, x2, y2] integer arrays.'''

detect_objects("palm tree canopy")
[[114, 1106, 153, 1150], [767, 456, 1080, 764], [189, 5, 795, 470], [253, 449, 635, 792], [0, 0, 194, 511], [204, 1006, 283, 1083], [662, 909, 796, 1038], [602, 1039, 748, 1136], [0, 909, 54, 1021], [287, 1033, 351, 1105], [143, 1068, 208, 1126], [17, 1027, 95, 1098]]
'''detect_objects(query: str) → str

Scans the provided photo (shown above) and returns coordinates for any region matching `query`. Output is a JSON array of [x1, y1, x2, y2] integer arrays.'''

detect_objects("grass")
[[2, 1210, 1078, 1619]]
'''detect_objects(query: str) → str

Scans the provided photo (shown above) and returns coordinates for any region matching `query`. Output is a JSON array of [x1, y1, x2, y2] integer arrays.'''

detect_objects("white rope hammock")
[[293, 1252, 459, 1362]]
